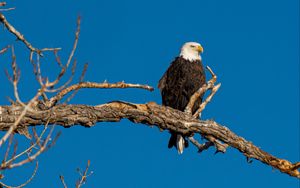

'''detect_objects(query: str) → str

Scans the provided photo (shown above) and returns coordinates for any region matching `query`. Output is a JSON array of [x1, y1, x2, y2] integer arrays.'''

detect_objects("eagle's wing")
[[158, 71, 167, 91]]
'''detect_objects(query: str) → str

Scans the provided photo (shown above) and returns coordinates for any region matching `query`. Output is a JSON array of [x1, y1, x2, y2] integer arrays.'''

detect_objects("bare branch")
[[64, 63, 89, 104], [206, 135, 228, 153], [0, 90, 42, 147], [46, 59, 77, 92], [0, 102, 298, 178], [188, 136, 214, 153], [9, 46, 24, 105], [0, 12, 60, 55], [47, 16, 81, 88], [0, 161, 38, 188], [59, 175, 68, 188], [67, 16, 80, 71], [2, 134, 13, 164], [76, 160, 92, 188], [2, 126, 48, 167], [0, 45, 10, 54], [47, 81, 154, 107], [193, 83, 221, 118], [59, 160, 93, 188], [185, 66, 218, 115], [0, 7, 15, 12], [0, 125, 54, 170]]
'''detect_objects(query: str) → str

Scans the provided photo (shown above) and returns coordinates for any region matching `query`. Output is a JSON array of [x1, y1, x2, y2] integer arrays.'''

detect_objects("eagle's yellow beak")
[[197, 45, 204, 53]]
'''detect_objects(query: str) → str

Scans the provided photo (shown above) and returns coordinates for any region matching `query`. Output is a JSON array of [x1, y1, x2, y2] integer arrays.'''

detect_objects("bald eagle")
[[158, 42, 206, 154]]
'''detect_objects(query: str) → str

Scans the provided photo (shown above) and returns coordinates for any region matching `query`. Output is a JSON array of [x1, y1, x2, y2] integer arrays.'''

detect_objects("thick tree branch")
[[0, 101, 299, 178]]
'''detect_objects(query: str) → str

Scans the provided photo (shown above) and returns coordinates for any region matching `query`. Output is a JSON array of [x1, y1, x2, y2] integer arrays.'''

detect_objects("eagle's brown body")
[[158, 56, 206, 149]]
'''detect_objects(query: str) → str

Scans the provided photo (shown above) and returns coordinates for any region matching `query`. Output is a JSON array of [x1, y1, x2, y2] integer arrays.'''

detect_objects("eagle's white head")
[[179, 42, 204, 61]]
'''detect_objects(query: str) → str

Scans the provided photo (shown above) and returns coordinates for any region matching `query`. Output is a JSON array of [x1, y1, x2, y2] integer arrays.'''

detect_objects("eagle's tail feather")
[[176, 135, 184, 154], [168, 133, 188, 154]]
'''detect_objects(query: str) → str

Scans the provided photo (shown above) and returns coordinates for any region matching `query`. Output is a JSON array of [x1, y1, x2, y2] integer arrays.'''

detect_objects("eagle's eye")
[[190, 45, 195, 48]]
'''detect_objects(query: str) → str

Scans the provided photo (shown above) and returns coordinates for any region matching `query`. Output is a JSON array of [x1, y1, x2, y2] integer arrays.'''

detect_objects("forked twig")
[[76, 160, 93, 188], [188, 136, 214, 153], [193, 83, 221, 118], [2, 125, 49, 167], [0, 125, 55, 169], [59, 160, 93, 188], [47, 16, 81, 88], [0, 89, 44, 147], [184, 66, 224, 154], [185, 66, 218, 115]]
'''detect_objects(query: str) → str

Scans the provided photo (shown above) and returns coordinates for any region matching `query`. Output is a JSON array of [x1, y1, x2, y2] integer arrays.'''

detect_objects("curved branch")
[[0, 101, 299, 178], [47, 82, 154, 107], [0, 161, 38, 188]]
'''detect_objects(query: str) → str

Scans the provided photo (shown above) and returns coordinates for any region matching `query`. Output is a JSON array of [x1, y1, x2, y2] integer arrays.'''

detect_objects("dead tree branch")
[[185, 66, 220, 118], [59, 160, 93, 188], [47, 81, 154, 107], [184, 66, 225, 153], [188, 136, 214, 153], [0, 101, 299, 178]]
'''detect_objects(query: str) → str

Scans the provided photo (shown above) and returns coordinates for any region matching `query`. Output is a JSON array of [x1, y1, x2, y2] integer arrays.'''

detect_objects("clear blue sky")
[[0, 0, 299, 187]]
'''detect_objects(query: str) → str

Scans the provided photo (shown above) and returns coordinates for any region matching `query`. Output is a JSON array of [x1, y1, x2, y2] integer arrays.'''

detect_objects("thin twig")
[[0, 161, 38, 188], [2, 134, 13, 164], [59, 175, 68, 188], [47, 16, 81, 88], [192, 83, 221, 118], [188, 136, 214, 153], [9, 46, 24, 105], [0, 7, 15, 11], [64, 63, 88, 104], [3, 125, 48, 167], [76, 160, 92, 188], [53, 50, 63, 68], [47, 59, 77, 92], [0, 12, 60, 55], [0, 89, 43, 147], [0, 45, 10, 54], [1, 125, 54, 169]]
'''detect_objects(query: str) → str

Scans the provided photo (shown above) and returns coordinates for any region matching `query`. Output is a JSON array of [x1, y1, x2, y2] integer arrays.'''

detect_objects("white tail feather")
[[176, 135, 184, 154]]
